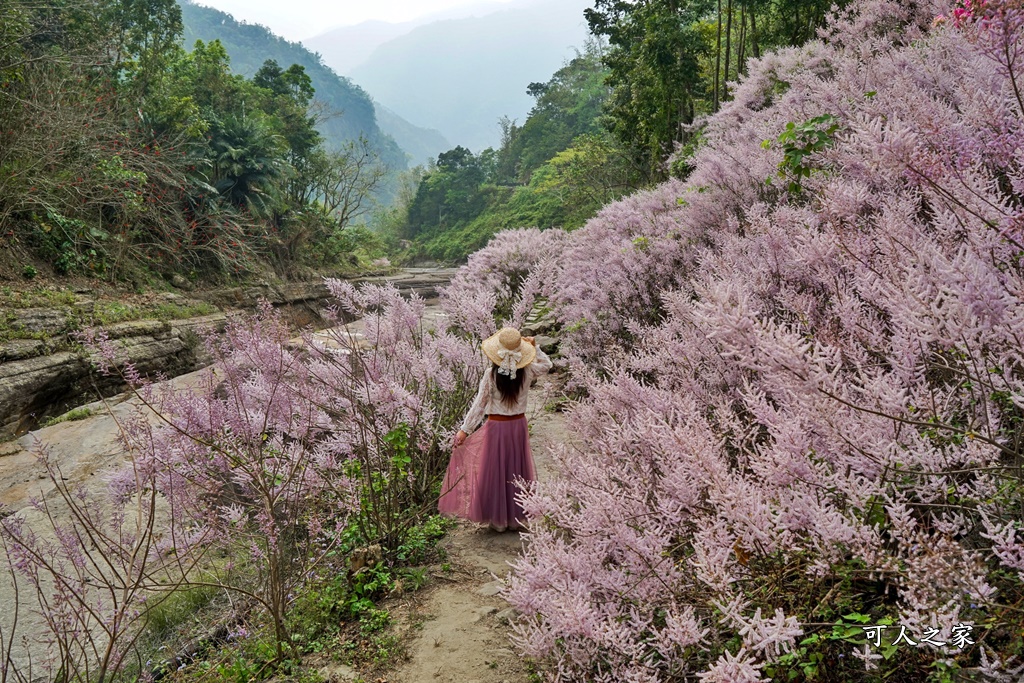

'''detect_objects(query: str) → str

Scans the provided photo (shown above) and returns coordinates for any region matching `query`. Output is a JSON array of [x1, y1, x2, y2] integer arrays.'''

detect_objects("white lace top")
[[460, 346, 552, 433]]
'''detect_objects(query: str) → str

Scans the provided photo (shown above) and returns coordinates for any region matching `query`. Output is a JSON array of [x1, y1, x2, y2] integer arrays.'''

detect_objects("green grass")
[[92, 301, 140, 324], [93, 299, 219, 323], [145, 584, 222, 641], [40, 406, 93, 428], [89, 300, 219, 325], [0, 285, 76, 309], [126, 515, 455, 682], [544, 396, 570, 413]]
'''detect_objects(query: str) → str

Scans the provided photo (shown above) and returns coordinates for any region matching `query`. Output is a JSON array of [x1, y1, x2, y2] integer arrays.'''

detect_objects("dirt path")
[[381, 374, 571, 683]]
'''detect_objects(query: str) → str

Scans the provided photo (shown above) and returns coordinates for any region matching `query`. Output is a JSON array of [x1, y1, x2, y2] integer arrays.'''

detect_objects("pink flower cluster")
[[441, 227, 567, 339], [935, 0, 988, 25], [0, 284, 481, 674], [495, 0, 1024, 679]]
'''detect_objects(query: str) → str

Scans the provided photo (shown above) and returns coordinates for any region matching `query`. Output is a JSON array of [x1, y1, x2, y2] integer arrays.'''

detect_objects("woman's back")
[[461, 346, 552, 432], [440, 330, 552, 532]]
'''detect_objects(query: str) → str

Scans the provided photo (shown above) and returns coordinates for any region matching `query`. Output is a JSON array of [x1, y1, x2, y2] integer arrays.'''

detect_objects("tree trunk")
[[738, 5, 746, 75], [723, 0, 734, 100], [714, 0, 722, 112], [751, 7, 760, 58], [793, 2, 802, 44]]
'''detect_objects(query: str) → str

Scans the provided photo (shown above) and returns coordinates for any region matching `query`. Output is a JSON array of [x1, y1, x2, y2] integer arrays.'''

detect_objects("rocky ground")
[[0, 268, 456, 437]]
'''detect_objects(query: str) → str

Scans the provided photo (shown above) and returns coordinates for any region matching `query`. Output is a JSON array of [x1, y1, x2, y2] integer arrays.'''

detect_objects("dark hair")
[[492, 364, 527, 409]]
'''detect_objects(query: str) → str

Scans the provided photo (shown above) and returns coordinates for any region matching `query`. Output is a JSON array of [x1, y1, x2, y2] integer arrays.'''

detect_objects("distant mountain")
[[179, 1, 409, 171], [341, 0, 592, 153], [304, 20, 415, 76], [303, 0, 525, 75], [373, 104, 451, 167]]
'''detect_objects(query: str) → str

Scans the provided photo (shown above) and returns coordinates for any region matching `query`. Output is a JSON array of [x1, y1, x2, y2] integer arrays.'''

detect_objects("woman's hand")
[[454, 430, 467, 447], [522, 336, 535, 345]]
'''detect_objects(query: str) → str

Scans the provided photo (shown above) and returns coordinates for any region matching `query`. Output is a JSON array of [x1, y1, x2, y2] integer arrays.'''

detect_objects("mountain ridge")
[[325, 0, 592, 152], [180, 1, 448, 171]]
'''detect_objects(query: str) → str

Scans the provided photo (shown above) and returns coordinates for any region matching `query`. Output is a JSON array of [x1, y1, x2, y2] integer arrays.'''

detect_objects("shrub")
[[0, 283, 479, 677], [505, 0, 1024, 680]]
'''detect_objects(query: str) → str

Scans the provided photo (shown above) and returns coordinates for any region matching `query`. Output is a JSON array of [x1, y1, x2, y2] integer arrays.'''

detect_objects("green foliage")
[[586, 0, 851, 179], [405, 146, 488, 235], [763, 114, 841, 194], [209, 114, 289, 213], [104, 0, 184, 92], [167, 511, 453, 677], [503, 43, 612, 182], [309, 225, 390, 272], [397, 41, 634, 262], [0, 286, 76, 309], [179, 1, 406, 172], [144, 584, 221, 642], [588, 0, 708, 179], [539, 132, 634, 225], [394, 515, 455, 565], [283, 514, 451, 666], [0, 1, 396, 282]]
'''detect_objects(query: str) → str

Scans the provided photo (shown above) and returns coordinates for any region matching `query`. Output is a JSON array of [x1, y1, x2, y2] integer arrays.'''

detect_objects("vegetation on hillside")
[[0, 0, 393, 285], [588, 0, 844, 179], [392, 0, 851, 263], [178, 1, 408, 172], [388, 42, 636, 262]]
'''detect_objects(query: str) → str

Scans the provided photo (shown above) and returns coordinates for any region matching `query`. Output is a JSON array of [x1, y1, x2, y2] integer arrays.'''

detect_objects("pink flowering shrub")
[[441, 227, 567, 339], [102, 304, 360, 662], [0, 456, 172, 683], [317, 280, 482, 542], [540, 179, 698, 367], [0, 284, 479, 675], [507, 0, 1024, 680]]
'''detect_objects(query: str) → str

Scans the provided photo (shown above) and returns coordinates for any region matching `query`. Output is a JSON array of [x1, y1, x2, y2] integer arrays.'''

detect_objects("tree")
[[585, 0, 851, 179], [103, 0, 184, 96], [406, 146, 488, 234], [209, 114, 289, 213], [311, 136, 388, 227], [586, 0, 712, 180]]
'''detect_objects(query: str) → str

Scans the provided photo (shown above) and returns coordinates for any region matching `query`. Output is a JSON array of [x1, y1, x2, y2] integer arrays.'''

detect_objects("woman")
[[438, 327, 552, 532]]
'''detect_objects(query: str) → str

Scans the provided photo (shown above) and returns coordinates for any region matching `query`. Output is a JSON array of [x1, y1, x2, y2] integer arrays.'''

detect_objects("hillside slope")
[[373, 103, 451, 166], [180, 0, 407, 170]]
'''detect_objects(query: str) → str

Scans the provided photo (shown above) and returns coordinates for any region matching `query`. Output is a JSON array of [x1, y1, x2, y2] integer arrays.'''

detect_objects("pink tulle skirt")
[[438, 415, 535, 530]]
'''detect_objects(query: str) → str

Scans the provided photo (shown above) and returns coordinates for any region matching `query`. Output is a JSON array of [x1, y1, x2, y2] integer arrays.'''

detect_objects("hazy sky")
[[192, 0, 520, 42]]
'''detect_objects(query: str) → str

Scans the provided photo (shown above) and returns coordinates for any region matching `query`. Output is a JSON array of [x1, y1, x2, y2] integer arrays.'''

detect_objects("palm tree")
[[209, 114, 290, 215]]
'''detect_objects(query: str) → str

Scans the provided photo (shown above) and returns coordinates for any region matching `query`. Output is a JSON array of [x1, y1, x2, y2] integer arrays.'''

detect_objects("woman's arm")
[[459, 370, 491, 436], [528, 343, 553, 375]]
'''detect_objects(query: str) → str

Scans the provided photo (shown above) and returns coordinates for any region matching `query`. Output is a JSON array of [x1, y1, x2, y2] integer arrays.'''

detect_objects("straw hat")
[[482, 327, 536, 378]]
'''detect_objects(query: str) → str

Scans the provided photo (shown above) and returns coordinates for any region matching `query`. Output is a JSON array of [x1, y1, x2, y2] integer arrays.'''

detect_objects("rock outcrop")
[[0, 268, 458, 438], [0, 319, 207, 437]]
